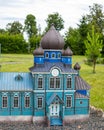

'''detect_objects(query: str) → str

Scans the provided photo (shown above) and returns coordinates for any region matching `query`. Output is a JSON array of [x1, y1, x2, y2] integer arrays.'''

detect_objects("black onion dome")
[[41, 25, 65, 50], [74, 62, 81, 70], [33, 46, 44, 56], [62, 47, 73, 56]]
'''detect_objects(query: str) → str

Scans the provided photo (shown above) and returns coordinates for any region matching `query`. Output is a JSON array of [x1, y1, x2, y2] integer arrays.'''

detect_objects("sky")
[[0, 0, 104, 34]]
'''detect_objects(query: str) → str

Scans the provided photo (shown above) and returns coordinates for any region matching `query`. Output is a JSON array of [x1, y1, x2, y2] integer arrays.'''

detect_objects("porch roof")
[[75, 92, 89, 99], [47, 93, 64, 105]]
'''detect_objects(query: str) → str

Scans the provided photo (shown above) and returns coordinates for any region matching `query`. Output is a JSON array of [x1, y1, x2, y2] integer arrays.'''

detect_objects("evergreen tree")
[[84, 26, 103, 73]]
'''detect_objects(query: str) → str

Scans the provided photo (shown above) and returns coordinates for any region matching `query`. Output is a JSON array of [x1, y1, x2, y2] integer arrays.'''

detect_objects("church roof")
[[75, 76, 91, 90], [62, 47, 73, 56], [41, 25, 65, 50], [0, 72, 33, 91], [74, 62, 81, 70], [33, 46, 44, 55], [29, 62, 77, 74]]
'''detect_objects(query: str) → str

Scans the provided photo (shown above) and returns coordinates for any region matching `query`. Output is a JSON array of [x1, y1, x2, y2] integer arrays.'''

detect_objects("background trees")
[[0, 3, 104, 56], [45, 12, 64, 32], [24, 14, 37, 39], [6, 21, 23, 35]]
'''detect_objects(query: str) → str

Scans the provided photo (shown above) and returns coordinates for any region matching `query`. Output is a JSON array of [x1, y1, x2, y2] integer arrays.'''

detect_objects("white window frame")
[[57, 53, 61, 58], [66, 96, 72, 108], [67, 76, 72, 89], [2, 96, 8, 108], [51, 53, 56, 58], [45, 52, 49, 58], [25, 96, 30, 108], [50, 77, 60, 89], [38, 77, 43, 89], [14, 96, 19, 108], [37, 97, 43, 109]]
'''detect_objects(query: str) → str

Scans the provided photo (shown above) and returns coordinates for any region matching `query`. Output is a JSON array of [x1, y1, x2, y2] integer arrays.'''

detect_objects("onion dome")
[[74, 62, 81, 70], [62, 47, 73, 56], [41, 25, 65, 50], [33, 46, 44, 56]]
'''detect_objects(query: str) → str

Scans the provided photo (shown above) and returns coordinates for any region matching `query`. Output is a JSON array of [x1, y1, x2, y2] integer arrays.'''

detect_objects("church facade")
[[0, 25, 90, 126]]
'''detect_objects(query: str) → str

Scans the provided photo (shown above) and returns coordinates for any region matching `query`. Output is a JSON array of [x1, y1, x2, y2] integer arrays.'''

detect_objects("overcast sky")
[[0, 0, 104, 34]]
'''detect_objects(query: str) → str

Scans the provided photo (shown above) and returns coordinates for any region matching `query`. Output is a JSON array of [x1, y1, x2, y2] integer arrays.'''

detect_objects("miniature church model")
[[0, 25, 90, 126]]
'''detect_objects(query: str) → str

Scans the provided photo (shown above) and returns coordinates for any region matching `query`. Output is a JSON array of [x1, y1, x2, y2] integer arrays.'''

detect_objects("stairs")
[[50, 117, 63, 126]]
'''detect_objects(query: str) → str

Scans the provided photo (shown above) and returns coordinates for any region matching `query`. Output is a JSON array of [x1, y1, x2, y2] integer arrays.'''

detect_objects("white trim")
[[33, 90, 75, 93], [14, 96, 19, 108], [45, 52, 49, 58], [2, 96, 8, 108], [38, 77, 43, 89], [66, 95, 72, 108], [32, 72, 77, 75], [24, 96, 30, 108]]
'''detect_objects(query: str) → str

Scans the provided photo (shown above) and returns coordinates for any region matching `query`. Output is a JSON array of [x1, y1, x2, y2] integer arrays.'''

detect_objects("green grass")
[[0, 54, 104, 110]]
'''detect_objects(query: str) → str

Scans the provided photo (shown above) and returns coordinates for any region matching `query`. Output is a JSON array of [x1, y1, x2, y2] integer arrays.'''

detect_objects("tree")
[[24, 14, 37, 38], [29, 35, 41, 52], [87, 3, 104, 33], [45, 12, 64, 31], [0, 33, 28, 53], [84, 26, 103, 73], [64, 27, 81, 55], [6, 21, 23, 34]]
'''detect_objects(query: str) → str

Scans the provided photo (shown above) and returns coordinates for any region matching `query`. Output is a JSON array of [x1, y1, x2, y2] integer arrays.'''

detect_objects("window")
[[67, 77, 72, 88], [14, 96, 19, 108], [45, 53, 49, 58], [57, 53, 61, 58], [51, 53, 56, 58], [66, 96, 72, 107], [25, 96, 30, 108], [38, 77, 43, 88], [38, 97, 42, 108], [80, 101, 83, 104], [50, 78, 54, 88], [2, 96, 8, 108], [50, 78, 60, 88], [56, 78, 60, 88]]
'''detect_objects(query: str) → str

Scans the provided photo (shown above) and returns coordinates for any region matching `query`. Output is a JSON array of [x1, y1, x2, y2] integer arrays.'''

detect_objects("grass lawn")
[[0, 54, 104, 110]]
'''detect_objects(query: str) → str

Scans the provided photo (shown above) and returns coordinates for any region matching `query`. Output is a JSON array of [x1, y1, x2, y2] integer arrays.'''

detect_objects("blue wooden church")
[[0, 25, 90, 126]]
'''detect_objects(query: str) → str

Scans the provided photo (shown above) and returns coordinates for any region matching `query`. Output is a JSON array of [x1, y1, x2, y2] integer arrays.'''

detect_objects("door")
[[50, 103, 59, 116]]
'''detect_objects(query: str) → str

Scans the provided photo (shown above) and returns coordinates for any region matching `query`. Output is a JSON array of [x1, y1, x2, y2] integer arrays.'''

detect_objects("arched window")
[[45, 52, 49, 58], [57, 53, 61, 58], [51, 53, 56, 58]]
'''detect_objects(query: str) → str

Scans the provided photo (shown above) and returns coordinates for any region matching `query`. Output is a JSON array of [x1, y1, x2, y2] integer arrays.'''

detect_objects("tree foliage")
[[6, 21, 23, 35], [87, 3, 104, 33], [29, 35, 41, 52], [84, 26, 103, 73], [24, 14, 37, 38], [0, 33, 28, 53], [64, 27, 81, 55], [45, 12, 64, 31]]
